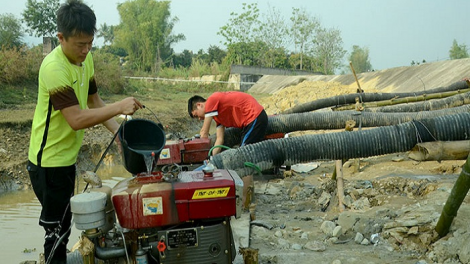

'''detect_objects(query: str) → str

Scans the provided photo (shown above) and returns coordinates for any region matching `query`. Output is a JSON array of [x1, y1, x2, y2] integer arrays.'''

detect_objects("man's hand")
[[120, 97, 143, 115], [200, 130, 209, 138], [199, 116, 213, 138]]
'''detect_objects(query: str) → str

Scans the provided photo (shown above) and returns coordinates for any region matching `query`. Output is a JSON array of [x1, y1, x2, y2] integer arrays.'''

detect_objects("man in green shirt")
[[27, 1, 142, 263]]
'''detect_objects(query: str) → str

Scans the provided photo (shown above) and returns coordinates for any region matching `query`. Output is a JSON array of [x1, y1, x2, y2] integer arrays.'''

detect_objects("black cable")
[[143, 105, 163, 125]]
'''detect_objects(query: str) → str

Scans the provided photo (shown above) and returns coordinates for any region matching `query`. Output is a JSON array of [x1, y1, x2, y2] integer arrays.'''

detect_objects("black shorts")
[[240, 110, 268, 146]]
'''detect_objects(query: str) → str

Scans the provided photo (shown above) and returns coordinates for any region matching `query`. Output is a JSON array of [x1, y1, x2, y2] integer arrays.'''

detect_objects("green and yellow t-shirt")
[[28, 45, 97, 167]]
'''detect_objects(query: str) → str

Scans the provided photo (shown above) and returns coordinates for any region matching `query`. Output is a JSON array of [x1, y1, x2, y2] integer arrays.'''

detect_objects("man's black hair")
[[188, 95, 206, 118], [57, 0, 96, 39]]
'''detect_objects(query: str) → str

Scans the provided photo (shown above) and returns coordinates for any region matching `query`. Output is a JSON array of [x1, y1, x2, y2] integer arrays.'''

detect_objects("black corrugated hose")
[[280, 80, 469, 114], [220, 105, 470, 148], [212, 112, 470, 177], [361, 91, 470, 113]]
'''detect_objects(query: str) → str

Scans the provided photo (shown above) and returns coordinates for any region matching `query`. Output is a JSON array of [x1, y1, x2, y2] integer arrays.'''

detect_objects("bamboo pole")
[[333, 88, 470, 111], [435, 154, 470, 237]]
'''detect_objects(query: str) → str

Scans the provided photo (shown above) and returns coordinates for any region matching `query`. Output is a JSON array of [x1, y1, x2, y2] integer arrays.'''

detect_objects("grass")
[[0, 78, 233, 135]]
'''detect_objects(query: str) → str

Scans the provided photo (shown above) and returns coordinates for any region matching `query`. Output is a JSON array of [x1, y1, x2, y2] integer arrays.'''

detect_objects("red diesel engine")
[[112, 169, 243, 263], [69, 120, 243, 264], [71, 169, 243, 264]]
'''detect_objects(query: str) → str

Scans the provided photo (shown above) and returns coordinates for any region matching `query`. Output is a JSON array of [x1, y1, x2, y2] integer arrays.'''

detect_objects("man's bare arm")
[[61, 95, 142, 131]]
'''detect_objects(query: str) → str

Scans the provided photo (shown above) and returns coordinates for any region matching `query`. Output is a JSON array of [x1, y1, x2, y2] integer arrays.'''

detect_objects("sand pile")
[[258, 80, 378, 114]]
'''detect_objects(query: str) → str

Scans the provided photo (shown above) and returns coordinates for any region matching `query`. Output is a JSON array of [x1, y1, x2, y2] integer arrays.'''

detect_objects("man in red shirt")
[[189, 91, 268, 208], [188, 91, 268, 155]]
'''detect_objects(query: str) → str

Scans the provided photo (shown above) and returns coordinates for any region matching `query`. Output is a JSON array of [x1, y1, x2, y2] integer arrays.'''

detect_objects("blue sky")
[[2, 0, 469, 71]]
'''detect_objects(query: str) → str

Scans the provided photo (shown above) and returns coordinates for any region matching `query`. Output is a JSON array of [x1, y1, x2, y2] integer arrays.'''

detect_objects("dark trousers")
[[241, 109, 268, 146], [27, 161, 76, 264]]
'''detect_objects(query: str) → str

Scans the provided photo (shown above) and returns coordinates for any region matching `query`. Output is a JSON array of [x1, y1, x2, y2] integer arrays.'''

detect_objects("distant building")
[[43, 37, 56, 55]]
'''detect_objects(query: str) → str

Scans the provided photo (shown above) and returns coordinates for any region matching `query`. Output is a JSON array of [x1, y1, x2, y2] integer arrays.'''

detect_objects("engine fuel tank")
[[112, 169, 243, 229]]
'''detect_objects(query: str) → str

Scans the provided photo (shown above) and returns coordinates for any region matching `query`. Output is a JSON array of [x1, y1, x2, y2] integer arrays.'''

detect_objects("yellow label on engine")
[[192, 187, 230, 199], [159, 148, 170, 159], [143, 197, 163, 216]]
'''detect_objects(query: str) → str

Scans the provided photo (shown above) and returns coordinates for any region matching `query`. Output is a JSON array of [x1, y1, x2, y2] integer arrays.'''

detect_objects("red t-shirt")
[[205, 91, 264, 128]]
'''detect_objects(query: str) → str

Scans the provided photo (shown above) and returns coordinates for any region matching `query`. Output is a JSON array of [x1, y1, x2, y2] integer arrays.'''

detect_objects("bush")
[[0, 46, 42, 85], [93, 49, 126, 94], [189, 58, 211, 77]]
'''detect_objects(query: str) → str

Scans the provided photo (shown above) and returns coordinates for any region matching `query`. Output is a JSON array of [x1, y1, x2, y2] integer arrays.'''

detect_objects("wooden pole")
[[335, 159, 345, 212], [349, 61, 364, 93], [349, 62, 365, 172], [332, 120, 354, 210]]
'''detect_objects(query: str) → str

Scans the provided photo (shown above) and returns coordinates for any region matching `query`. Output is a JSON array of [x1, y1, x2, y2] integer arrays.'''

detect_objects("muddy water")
[[0, 165, 131, 264]]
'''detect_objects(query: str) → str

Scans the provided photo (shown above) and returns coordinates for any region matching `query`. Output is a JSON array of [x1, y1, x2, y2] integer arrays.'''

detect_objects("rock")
[[320, 220, 336, 236], [318, 191, 332, 209], [291, 243, 302, 250], [333, 225, 343, 237], [337, 211, 360, 231], [304, 240, 326, 252], [277, 238, 290, 249], [407, 226, 419, 235], [355, 232, 364, 244]]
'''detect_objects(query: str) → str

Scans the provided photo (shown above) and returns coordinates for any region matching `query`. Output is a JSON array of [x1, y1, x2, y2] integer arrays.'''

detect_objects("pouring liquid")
[[143, 153, 155, 175]]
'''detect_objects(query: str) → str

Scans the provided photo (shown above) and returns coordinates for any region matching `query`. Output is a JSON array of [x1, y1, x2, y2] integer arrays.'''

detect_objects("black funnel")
[[118, 119, 166, 174]]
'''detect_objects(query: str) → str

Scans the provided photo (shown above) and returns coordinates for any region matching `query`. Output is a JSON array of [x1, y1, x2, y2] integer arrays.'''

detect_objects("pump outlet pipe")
[[211, 112, 470, 177]]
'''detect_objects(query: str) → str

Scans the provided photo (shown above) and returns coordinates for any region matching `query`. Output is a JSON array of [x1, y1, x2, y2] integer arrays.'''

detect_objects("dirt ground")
[[1, 80, 469, 264]]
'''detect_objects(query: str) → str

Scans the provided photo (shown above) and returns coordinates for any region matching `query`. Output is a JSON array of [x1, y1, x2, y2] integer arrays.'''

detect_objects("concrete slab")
[[250, 58, 470, 95]]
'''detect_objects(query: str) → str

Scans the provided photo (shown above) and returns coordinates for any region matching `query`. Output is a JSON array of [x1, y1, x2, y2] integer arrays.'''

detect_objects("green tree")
[[449, 39, 469, 59], [0, 14, 24, 48], [218, 3, 263, 67], [195, 49, 209, 65], [99, 45, 128, 57], [349, 45, 372, 73], [22, 0, 60, 38], [217, 3, 262, 46], [114, 0, 185, 72], [173, 49, 192, 68], [289, 8, 319, 70], [259, 4, 289, 68], [225, 41, 268, 66], [97, 23, 115, 46], [207, 45, 227, 65], [312, 27, 346, 74]]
